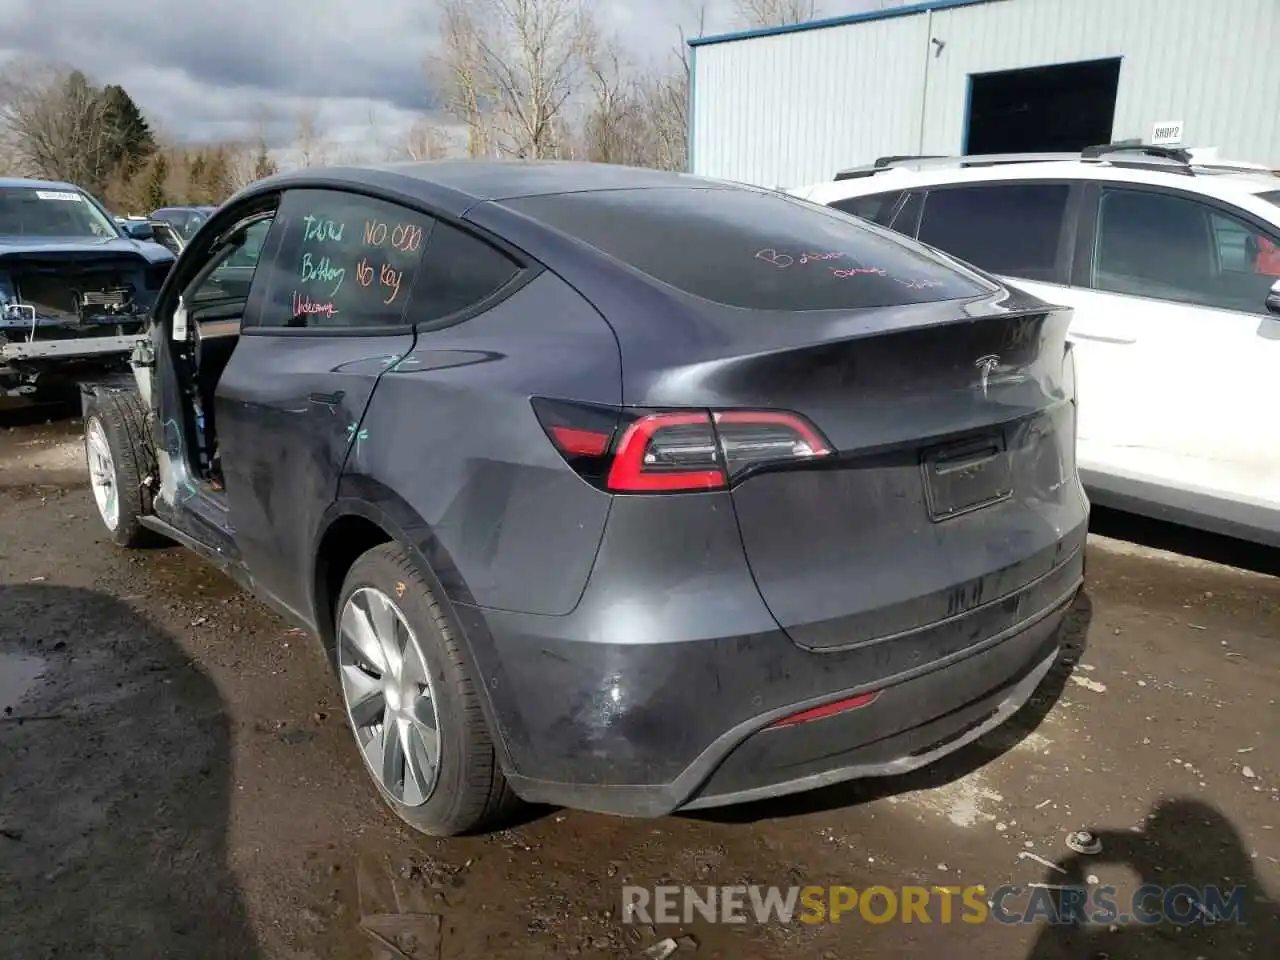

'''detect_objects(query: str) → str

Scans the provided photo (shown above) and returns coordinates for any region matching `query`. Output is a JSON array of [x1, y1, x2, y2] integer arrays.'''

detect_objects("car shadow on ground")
[[1024, 797, 1279, 959], [1090, 505, 1280, 577], [0, 392, 81, 426], [0, 583, 261, 959], [687, 589, 1093, 825]]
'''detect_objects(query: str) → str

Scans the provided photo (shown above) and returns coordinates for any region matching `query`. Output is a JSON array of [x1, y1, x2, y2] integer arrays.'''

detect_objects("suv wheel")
[[83, 390, 156, 548], [335, 543, 517, 836]]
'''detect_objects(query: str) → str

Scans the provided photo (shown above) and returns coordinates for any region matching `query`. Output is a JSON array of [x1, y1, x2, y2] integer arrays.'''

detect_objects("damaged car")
[[80, 161, 1087, 837], [0, 178, 175, 397]]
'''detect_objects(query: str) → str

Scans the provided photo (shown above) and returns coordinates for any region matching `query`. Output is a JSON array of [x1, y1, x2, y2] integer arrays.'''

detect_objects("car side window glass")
[[257, 189, 434, 330], [889, 191, 924, 237], [917, 183, 1070, 281], [1092, 188, 1280, 313], [1211, 210, 1280, 281], [829, 191, 902, 225], [412, 220, 520, 324], [189, 217, 274, 305]]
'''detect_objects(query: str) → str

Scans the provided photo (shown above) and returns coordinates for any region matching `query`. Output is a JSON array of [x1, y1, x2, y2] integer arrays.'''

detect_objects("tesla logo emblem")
[[975, 355, 1000, 398]]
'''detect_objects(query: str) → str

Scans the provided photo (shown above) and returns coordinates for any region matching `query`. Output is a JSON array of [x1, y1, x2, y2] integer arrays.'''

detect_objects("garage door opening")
[[965, 58, 1121, 155]]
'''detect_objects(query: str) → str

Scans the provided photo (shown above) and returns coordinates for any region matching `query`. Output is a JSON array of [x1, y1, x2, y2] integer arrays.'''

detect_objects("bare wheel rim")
[[85, 417, 119, 531], [338, 586, 441, 807]]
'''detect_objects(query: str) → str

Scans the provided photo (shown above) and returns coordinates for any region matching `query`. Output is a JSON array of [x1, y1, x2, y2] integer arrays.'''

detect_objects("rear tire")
[[82, 390, 156, 548], [335, 542, 518, 836]]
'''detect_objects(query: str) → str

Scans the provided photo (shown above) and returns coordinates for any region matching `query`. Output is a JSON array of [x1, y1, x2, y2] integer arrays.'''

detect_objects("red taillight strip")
[[549, 424, 611, 456], [607, 412, 726, 492], [766, 691, 880, 729]]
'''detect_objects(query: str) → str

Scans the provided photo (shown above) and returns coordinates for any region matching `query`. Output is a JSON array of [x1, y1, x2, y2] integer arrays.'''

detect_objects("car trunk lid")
[[713, 300, 1083, 653]]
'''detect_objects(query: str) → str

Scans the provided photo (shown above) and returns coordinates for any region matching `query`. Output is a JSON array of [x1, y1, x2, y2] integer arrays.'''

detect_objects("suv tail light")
[[532, 398, 832, 493]]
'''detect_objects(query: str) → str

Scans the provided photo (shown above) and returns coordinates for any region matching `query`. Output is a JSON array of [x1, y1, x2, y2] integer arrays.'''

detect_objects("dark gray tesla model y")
[[81, 161, 1088, 836]]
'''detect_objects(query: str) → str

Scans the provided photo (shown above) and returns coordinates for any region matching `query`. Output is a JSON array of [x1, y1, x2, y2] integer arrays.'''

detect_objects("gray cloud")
[[0, 0, 875, 151]]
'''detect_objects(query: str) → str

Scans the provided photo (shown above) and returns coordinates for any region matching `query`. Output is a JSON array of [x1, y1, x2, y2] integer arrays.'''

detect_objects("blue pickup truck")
[[0, 178, 176, 397]]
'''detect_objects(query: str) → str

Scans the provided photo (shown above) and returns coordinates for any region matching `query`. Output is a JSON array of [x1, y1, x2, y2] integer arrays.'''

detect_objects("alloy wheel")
[[85, 417, 119, 531], [338, 587, 441, 807]]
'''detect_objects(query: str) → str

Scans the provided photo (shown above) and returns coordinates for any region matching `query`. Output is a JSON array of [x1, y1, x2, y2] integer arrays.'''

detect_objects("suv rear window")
[[505, 188, 990, 311], [829, 190, 902, 224]]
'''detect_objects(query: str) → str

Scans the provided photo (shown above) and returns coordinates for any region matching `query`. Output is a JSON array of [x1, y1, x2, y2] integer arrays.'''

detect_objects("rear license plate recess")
[[921, 431, 1012, 521]]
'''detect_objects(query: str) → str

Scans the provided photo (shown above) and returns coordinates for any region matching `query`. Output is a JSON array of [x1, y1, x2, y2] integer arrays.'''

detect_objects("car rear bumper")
[[682, 596, 1066, 810], [454, 563, 1081, 818]]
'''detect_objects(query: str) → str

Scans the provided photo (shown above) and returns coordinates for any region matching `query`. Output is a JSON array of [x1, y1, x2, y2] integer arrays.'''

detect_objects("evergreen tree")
[[139, 153, 169, 210], [100, 84, 157, 177]]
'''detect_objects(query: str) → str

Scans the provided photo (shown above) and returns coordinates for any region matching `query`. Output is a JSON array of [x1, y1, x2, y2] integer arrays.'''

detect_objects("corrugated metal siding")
[[691, 0, 1280, 188], [692, 14, 929, 187]]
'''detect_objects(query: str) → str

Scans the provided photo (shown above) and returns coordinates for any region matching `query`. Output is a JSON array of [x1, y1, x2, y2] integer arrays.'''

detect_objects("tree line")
[[0, 62, 279, 214], [0, 0, 821, 214], [426, 0, 820, 165]]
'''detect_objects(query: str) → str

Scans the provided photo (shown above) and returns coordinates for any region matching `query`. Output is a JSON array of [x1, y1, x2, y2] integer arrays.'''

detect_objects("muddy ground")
[[1, 408, 1277, 960]]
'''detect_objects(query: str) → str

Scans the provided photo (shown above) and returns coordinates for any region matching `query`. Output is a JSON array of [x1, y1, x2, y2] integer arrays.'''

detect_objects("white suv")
[[795, 144, 1280, 548]]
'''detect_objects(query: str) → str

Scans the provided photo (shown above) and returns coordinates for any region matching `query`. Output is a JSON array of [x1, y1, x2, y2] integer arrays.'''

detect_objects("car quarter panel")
[[349, 270, 622, 617]]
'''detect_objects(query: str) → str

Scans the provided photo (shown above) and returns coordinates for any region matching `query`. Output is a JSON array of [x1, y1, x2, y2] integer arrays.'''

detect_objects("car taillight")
[[532, 398, 832, 493], [713, 411, 831, 477], [610, 412, 725, 492]]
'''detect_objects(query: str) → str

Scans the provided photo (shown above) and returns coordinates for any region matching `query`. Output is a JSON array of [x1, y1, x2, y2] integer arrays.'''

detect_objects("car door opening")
[[171, 216, 275, 493], [965, 58, 1121, 155]]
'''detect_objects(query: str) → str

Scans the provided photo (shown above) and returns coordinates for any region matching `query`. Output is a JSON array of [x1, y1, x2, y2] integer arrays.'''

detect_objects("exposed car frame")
[[0, 179, 175, 397]]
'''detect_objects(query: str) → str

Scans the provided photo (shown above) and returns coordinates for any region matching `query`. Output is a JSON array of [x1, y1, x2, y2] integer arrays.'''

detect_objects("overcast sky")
[[0, 0, 884, 153]]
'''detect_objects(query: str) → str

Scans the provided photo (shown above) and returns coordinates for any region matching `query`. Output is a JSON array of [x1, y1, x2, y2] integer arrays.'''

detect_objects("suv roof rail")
[[873, 154, 949, 168], [1079, 140, 1196, 175], [833, 151, 1078, 180]]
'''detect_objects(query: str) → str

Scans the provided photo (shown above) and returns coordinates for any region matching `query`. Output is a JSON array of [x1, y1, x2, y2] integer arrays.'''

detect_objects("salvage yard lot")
[[2, 413, 1278, 960]]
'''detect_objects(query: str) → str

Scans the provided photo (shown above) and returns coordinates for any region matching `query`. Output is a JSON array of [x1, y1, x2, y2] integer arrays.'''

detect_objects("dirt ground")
[[1, 407, 1277, 960]]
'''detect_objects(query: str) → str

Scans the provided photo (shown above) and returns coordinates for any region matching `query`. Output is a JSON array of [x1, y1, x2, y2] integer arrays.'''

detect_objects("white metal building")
[[688, 0, 1280, 189]]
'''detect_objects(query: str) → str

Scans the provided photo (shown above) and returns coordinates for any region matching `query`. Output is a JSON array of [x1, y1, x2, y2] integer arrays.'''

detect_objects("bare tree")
[[397, 118, 454, 160], [582, 40, 639, 164], [733, 0, 819, 27], [579, 1, 704, 171], [293, 104, 328, 167], [227, 112, 277, 190], [0, 60, 117, 187], [428, 0, 596, 160], [430, 1, 496, 157]]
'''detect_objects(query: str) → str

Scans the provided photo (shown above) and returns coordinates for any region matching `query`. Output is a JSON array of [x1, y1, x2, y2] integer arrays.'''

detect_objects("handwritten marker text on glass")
[[301, 253, 346, 297], [832, 266, 887, 278], [292, 290, 339, 319], [756, 249, 850, 269], [364, 219, 424, 254], [755, 249, 795, 268], [379, 264, 403, 304], [302, 215, 345, 243]]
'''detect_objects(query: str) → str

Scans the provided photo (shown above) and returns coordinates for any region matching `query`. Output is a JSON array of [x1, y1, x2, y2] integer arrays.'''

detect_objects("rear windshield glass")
[[1259, 190, 1280, 208], [504, 188, 991, 311]]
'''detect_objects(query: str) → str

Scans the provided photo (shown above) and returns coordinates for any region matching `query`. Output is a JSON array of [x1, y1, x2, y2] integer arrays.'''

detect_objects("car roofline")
[[800, 157, 1280, 206], [0, 177, 84, 192]]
